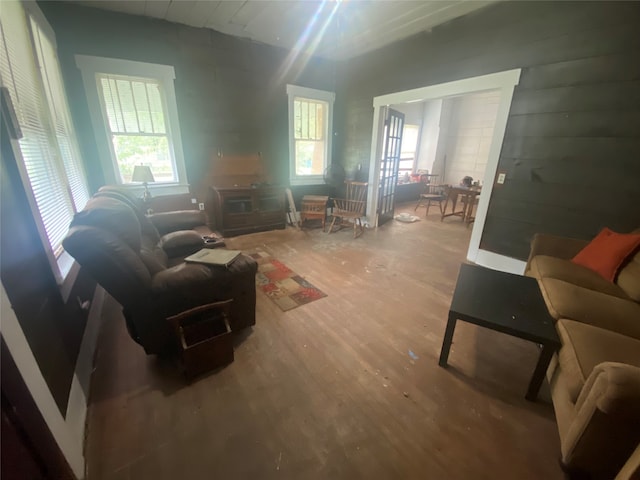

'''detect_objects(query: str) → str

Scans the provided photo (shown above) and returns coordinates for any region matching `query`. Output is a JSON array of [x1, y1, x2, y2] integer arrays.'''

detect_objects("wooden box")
[[169, 300, 234, 379]]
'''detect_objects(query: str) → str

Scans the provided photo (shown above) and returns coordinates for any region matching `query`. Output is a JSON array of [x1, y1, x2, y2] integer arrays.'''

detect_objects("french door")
[[377, 107, 405, 226]]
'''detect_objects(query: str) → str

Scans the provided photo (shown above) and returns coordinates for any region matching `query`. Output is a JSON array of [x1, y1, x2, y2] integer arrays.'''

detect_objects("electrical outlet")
[[497, 173, 506, 185], [198, 203, 205, 211], [191, 198, 197, 204]]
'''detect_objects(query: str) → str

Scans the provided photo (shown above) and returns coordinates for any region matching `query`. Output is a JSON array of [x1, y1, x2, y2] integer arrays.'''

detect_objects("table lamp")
[[131, 165, 155, 202]]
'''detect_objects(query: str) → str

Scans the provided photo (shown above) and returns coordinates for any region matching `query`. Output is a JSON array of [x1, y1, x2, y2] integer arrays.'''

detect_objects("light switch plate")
[[497, 173, 506, 184]]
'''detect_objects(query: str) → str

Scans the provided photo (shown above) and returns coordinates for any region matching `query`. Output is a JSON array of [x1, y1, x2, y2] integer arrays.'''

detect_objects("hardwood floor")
[[85, 203, 563, 480]]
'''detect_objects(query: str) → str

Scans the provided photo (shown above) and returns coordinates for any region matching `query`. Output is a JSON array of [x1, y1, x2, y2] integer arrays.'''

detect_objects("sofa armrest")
[[148, 210, 208, 235], [575, 362, 640, 418], [526, 233, 589, 272], [561, 362, 640, 477]]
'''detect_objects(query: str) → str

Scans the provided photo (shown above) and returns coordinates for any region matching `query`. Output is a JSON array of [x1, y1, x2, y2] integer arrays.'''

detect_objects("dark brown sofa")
[[63, 188, 257, 354]]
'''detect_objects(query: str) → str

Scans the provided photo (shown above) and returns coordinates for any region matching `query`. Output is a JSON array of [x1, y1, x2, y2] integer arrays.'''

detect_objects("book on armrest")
[[184, 249, 241, 268]]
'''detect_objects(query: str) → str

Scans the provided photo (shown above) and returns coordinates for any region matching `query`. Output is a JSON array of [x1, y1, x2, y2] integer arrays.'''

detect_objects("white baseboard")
[[1, 285, 85, 478], [65, 286, 105, 456]]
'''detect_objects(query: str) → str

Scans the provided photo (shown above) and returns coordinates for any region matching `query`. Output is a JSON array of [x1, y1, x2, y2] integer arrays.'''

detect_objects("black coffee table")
[[438, 263, 560, 401]]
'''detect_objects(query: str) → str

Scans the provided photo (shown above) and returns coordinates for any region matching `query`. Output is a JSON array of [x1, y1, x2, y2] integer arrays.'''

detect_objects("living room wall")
[[338, 1, 640, 259], [39, 1, 339, 199]]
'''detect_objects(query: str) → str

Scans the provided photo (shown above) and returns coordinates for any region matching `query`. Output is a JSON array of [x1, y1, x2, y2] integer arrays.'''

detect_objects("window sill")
[[57, 251, 79, 302], [122, 183, 190, 197], [289, 177, 325, 187]]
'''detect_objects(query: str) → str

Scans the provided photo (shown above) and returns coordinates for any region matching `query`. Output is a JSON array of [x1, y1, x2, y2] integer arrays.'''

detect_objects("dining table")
[[441, 185, 481, 224]]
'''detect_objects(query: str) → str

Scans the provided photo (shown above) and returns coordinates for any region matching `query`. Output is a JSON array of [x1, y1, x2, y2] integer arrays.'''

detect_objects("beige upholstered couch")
[[525, 233, 640, 479]]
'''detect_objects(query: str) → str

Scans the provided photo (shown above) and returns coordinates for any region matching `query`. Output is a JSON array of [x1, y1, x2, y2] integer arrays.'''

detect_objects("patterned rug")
[[248, 251, 327, 311]]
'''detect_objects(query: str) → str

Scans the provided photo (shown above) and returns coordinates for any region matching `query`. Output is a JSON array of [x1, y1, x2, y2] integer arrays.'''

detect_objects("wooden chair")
[[414, 175, 445, 216], [328, 181, 368, 238]]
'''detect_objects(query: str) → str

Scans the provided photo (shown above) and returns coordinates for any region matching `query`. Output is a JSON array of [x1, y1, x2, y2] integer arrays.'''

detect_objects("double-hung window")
[[98, 74, 174, 183], [0, 1, 90, 281], [76, 56, 188, 194], [287, 85, 335, 186], [398, 124, 420, 179]]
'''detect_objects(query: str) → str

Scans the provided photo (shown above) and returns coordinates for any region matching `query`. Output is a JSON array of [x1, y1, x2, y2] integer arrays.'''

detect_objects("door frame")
[[366, 69, 522, 271]]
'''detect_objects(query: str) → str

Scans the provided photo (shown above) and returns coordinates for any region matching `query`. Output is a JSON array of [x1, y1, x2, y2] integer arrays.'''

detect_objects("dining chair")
[[414, 175, 445, 216]]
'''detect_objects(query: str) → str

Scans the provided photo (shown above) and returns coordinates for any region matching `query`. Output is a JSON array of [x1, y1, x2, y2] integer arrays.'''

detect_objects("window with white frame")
[[98, 74, 174, 183], [76, 56, 188, 194], [286, 85, 334, 186], [0, 1, 90, 281], [398, 124, 420, 179]]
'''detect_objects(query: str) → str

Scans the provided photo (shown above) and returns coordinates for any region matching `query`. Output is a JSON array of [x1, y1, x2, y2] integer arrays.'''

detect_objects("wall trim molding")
[[473, 249, 527, 275], [1, 285, 85, 478], [367, 69, 522, 265], [0, 284, 106, 480], [64, 286, 105, 455]]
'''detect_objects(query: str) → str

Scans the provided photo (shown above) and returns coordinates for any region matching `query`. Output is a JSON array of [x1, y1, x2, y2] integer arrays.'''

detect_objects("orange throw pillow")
[[572, 228, 640, 281]]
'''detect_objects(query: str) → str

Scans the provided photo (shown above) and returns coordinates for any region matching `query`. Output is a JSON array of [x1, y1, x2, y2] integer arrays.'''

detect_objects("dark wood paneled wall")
[[338, 1, 640, 259], [39, 1, 339, 199]]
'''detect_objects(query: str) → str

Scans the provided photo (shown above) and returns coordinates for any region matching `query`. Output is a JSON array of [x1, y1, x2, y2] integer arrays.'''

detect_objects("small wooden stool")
[[300, 195, 329, 231]]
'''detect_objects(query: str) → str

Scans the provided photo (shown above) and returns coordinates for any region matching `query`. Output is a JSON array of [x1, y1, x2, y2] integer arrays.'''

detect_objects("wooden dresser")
[[206, 152, 286, 237], [211, 185, 286, 237]]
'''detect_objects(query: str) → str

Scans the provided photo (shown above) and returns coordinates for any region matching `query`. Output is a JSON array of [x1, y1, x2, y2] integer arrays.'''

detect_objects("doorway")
[[366, 69, 523, 273]]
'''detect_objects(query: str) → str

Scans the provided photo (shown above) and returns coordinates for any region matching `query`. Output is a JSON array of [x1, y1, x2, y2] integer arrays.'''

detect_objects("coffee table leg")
[[526, 343, 555, 401], [438, 312, 457, 367]]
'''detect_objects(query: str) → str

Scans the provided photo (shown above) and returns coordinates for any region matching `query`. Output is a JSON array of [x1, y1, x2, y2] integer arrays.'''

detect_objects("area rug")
[[248, 251, 327, 311]]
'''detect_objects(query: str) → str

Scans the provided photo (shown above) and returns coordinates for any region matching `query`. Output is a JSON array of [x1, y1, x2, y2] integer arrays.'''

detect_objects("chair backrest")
[[63, 196, 154, 308], [346, 181, 368, 202], [421, 174, 442, 194], [96, 185, 161, 242], [335, 181, 368, 215]]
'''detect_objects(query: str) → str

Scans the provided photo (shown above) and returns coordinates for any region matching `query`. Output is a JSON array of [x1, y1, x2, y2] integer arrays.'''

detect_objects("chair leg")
[[425, 200, 431, 217], [414, 198, 422, 211], [328, 215, 338, 234]]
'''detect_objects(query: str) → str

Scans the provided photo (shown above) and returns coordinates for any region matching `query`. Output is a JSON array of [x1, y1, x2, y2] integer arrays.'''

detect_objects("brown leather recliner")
[[63, 192, 257, 355]]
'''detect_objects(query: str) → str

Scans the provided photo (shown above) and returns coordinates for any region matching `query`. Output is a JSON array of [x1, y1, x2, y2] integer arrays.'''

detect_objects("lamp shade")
[[131, 165, 155, 183]]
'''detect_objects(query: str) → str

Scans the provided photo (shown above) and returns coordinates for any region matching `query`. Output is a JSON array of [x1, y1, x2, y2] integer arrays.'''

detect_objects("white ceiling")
[[73, 1, 495, 60]]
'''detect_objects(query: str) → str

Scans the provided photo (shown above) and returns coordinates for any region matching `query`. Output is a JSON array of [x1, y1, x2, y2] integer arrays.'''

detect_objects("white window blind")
[[0, 1, 89, 270], [31, 17, 90, 213]]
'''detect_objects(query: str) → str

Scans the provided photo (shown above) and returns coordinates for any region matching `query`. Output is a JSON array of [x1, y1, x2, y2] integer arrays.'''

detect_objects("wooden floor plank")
[[85, 203, 563, 480]]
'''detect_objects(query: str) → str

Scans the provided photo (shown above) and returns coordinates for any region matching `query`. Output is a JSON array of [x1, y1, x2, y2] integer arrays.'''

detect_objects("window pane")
[[399, 159, 415, 170], [401, 124, 420, 156], [98, 75, 166, 134], [132, 81, 152, 133], [116, 79, 138, 132], [294, 97, 325, 140], [295, 140, 325, 175], [112, 135, 174, 183], [146, 83, 165, 133]]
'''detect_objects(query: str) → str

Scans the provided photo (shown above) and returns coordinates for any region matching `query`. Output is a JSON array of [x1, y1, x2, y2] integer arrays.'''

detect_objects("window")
[[76, 56, 188, 194], [98, 74, 174, 183], [0, 1, 90, 281], [287, 85, 334, 186], [398, 124, 420, 178]]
